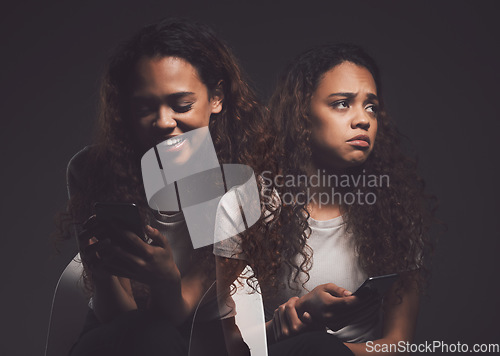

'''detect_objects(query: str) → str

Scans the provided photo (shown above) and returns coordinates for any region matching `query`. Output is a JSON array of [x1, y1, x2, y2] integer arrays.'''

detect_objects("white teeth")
[[164, 137, 183, 146]]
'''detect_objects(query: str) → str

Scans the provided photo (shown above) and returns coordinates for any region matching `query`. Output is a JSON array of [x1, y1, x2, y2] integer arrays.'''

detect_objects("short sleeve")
[[213, 176, 281, 260], [213, 187, 247, 260]]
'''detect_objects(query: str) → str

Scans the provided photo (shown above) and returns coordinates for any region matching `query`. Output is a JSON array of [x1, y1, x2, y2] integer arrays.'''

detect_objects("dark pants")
[[268, 331, 354, 356], [69, 309, 232, 356]]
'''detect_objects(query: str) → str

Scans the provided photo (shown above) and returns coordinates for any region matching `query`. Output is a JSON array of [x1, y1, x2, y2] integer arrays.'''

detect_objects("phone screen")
[[353, 273, 399, 298]]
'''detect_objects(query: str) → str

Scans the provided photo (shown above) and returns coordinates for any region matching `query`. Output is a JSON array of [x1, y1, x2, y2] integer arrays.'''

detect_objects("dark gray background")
[[1, 0, 499, 354]]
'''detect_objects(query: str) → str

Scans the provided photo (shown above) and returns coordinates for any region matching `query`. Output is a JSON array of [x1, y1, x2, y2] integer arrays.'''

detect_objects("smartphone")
[[353, 273, 399, 298], [94, 202, 146, 242]]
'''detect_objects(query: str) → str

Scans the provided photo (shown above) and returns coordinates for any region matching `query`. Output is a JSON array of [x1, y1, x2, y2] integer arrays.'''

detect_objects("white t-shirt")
[[213, 192, 382, 342]]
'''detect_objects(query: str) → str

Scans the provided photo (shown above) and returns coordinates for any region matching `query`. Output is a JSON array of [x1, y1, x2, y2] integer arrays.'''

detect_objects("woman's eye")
[[366, 104, 378, 115], [331, 100, 349, 109], [172, 103, 193, 113]]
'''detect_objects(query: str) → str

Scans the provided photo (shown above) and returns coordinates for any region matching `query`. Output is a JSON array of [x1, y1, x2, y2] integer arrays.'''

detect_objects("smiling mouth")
[[157, 136, 186, 152], [164, 136, 185, 146]]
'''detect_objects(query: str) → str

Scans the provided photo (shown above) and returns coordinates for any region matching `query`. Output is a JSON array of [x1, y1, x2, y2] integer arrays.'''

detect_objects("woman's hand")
[[295, 283, 377, 331], [80, 217, 205, 325], [78, 215, 114, 281], [86, 222, 181, 287], [267, 296, 317, 343], [77, 215, 138, 322]]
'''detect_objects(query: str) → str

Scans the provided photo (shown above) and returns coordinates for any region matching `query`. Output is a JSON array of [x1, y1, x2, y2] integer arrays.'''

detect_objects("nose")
[[155, 106, 177, 130], [351, 107, 370, 130]]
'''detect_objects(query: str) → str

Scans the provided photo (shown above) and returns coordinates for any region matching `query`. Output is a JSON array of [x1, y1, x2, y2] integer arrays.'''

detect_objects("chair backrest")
[[232, 265, 268, 356], [45, 257, 268, 356], [45, 254, 88, 356]]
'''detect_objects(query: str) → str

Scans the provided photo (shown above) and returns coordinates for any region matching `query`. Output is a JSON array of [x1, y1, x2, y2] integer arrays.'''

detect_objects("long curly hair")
[[240, 44, 435, 298], [56, 18, 271, 297]]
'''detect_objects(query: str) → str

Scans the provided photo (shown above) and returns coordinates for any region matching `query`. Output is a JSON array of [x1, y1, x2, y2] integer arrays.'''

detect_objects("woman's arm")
[[345, 275, 420, 356], [148, 250, 212, 325], [265, 296, 317, 344], [92, 275, 138, 322], [83, 222, 218, 325], [267, 283, 361, 344], [68, 149, 138, 322], [95, 225, 212, 325], [78, 227, 138, 323]]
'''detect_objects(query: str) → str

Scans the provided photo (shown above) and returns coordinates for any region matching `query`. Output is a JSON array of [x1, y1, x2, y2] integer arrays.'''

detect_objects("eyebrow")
[[131, 91, 196, 100], [327, 92, 379, 102], [166, 92, 196, 100]]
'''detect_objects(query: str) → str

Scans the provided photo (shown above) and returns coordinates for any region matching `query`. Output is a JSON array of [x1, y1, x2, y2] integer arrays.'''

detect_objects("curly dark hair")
[[239, 44, 435, 298], [55, 18, 271, 297]]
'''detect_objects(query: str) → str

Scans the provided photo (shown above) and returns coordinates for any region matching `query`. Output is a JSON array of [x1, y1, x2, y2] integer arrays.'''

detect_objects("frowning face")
[[309, 61, 378, 170]]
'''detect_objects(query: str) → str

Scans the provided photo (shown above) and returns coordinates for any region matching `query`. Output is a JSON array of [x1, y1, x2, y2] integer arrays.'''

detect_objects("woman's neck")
[[304, 163, 344, 221]]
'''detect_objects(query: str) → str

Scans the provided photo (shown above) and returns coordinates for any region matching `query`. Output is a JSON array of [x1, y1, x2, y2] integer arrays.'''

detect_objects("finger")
[[91, 239, 147, 279], [342, 295, 362, 307], [107, 223, 152, 256], [81, 239, 110, 267], [321, 293, 360, 318], [324, 296, 380, 329], [324, 283, 352, 298], [82, 238, 108, 254], [278, 306, 291, 338], [301, 311, 313, 324], [121, 227, 150, 251], [284, 298, 305, 334], [91, 238, 113, 258], [145, 225, 168, 248], [77, 229, 92, 249], [79, 223, 112, 245], [98, 259, 137, 279], [77, 224, 104, 244], [99, 243, 147, 272], [80, 238, 129, 279], [78, 216, 105, 242]]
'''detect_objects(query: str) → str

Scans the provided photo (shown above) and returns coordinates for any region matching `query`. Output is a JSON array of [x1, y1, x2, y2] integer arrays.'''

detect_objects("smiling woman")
[[55, 18, 269, 356], [129, 56, 223, 157]]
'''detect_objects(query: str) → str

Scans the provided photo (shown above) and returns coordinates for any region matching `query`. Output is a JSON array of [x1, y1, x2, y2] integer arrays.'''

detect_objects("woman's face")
[[309, 61, 379, 170], [128, 56, 223, 161]]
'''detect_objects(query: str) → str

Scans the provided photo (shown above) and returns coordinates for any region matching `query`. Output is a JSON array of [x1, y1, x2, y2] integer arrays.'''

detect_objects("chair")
[[45, 254, 87, 356], [232, 266, 268, 356], [45, 256, 267, 356]]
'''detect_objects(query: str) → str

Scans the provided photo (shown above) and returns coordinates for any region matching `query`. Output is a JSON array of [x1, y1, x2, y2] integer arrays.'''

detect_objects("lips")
[[157, 135, 186, 152], [164, 136, 185, 147], [347, 134, 370, 148]]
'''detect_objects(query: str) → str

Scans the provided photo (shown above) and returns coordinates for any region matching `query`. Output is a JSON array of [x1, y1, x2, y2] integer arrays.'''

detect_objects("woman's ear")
[[210, 80, 224, 114]]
